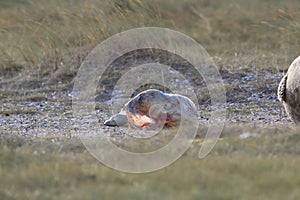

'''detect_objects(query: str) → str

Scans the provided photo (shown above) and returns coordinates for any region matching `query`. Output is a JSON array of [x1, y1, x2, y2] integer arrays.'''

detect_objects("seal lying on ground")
[[104, 89, 197, 129], [278, 55, 300, 123]]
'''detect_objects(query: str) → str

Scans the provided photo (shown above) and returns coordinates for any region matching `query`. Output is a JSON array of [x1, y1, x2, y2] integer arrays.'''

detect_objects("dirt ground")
[[0, 49, 290, 138]]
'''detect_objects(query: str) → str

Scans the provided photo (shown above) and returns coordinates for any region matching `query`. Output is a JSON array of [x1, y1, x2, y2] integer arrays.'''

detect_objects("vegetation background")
[[1, 0, 300, 199]]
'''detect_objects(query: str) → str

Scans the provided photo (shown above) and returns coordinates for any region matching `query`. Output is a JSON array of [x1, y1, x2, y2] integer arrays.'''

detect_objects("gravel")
[[0, 64, 290, 139]]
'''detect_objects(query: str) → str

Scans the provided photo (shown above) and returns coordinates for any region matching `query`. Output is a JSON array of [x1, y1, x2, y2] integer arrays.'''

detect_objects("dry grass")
[[0, 0, 300, 72], [1, 127, 300, 200]]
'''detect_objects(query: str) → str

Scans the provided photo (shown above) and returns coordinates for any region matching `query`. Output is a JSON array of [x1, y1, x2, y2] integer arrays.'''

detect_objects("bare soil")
[[0, 49, 290, 139]]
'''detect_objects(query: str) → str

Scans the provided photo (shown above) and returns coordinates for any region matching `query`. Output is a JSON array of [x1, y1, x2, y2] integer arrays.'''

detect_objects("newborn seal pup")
[[278, 55, 300, 123], [104, 89, 197, 129]]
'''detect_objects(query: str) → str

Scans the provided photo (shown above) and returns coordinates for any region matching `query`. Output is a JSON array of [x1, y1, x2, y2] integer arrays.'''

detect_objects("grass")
[[1, 0, 300, 199], [1, 128, 300, 200], [0, 0, 300, 72]]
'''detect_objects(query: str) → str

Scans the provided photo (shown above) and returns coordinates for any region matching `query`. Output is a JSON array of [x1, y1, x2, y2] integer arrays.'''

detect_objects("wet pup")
[[104, 89, 197, 129]]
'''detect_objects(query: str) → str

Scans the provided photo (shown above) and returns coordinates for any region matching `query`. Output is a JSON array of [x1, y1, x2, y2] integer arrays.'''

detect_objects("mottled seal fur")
[[104, 89, 197, 129], [278, 56, 300, 123]]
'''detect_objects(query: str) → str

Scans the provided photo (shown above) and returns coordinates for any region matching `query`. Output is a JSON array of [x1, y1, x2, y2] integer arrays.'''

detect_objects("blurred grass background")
[[1, 0, 299, 72], [2, 126, 300, 200]]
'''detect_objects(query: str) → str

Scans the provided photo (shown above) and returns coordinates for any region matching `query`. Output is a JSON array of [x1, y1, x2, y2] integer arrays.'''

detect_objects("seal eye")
[[136, 93, 146, 103], [137, 96, 143, 103]]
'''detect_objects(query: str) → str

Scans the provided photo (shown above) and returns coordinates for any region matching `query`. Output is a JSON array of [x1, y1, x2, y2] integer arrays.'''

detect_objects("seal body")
[[104, 89, 197, 129], [278, 56, 300, 123]]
